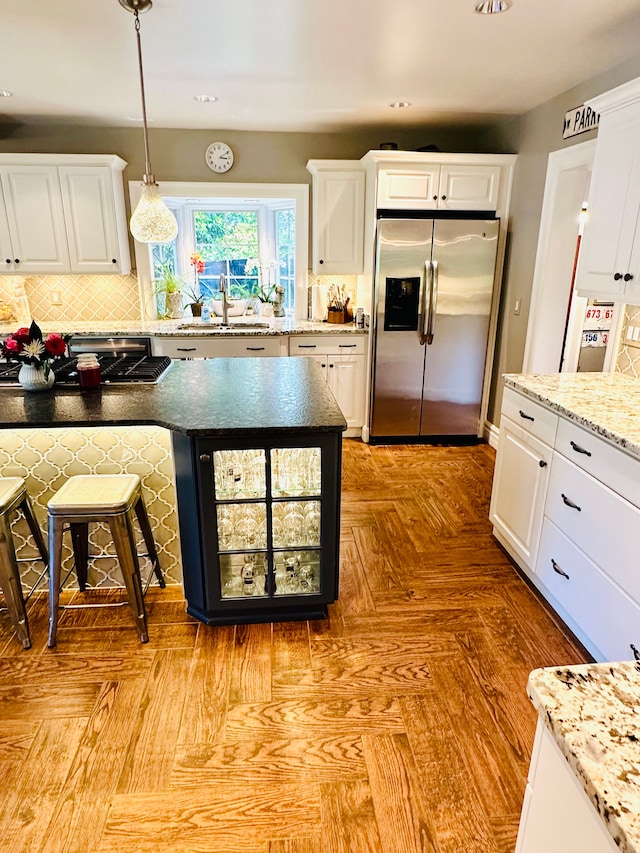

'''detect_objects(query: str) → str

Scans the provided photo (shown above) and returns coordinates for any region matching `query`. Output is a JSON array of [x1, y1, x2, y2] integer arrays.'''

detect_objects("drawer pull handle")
[[176, 347, 197, 352], [631, 644, 640, 662], [539, 460, 547, 468], [298, 344, 317, 349], [561, 493, 582, 511], [338, 344, 357, 348], [570, 440, 591, 457], [246, 347, 265, 351], [551, 558, 570, 580], [519, 410, 534, 422]]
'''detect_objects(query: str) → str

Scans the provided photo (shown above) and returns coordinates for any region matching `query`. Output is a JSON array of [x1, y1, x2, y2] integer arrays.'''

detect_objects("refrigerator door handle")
[[419, 260, 431, 345], [426, 260, 438, 345]]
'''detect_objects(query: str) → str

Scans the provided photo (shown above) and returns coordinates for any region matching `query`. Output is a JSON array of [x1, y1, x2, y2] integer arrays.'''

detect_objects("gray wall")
[[483, 52, 640, 424]]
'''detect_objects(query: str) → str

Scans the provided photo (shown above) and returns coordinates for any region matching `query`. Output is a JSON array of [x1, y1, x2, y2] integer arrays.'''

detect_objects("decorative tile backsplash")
[[0, 426, 182, 589], [0, 274, 142, 325], [616, 304, 640, 378]]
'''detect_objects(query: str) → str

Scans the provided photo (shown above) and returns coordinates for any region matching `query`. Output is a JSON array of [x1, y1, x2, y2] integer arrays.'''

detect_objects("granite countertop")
[[0, 358, 347, 436], [0, 318, 368, 338], [504, 372, 640, 458], [528, 661, 640, 853]]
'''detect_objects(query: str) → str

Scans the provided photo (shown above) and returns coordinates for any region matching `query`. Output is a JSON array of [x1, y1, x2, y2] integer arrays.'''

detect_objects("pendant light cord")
[[134, 8, 153, 181]]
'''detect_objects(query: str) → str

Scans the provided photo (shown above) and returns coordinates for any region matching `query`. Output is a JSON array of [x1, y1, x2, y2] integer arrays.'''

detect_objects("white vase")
[[259, 302, 274, 318], [166, 292, 184, 319], [19, 363, 55, 392]]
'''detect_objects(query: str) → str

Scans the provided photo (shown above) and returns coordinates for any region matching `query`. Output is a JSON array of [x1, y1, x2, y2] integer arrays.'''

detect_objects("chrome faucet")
[[218, 274, 234, 326]]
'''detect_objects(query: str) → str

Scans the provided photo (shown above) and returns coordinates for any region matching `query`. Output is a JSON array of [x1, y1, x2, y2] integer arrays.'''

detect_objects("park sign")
[[563, 104, 600, 139]]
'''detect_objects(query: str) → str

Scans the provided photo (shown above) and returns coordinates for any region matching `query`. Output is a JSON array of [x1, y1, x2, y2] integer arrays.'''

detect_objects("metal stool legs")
[[47, 475, 165, 649], [0, 479, 49, 650]]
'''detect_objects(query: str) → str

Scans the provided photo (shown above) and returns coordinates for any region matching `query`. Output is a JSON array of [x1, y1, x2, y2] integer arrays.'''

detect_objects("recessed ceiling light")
[[390, 101, 411, 109], [474, 1, 511, 13], [193, 94, 218, 103], [0, 90, 13, 98]]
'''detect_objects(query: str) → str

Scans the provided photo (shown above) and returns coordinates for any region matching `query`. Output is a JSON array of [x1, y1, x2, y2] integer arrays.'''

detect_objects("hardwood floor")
[[0, 440, 589, 853]]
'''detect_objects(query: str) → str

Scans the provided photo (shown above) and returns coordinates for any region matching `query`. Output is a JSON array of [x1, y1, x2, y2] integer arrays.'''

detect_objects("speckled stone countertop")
[[0, 358, 347, 436], [528, 661, 640, 853], [0, 318, 368, 338], [504, 372, 640, 459]]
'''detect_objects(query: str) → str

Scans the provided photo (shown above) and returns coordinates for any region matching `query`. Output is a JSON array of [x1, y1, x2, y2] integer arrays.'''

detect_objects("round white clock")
[[205, 142, 234, 173]]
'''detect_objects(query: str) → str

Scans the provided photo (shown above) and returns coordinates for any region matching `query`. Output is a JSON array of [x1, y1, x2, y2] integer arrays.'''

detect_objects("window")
[[132, 181, 309, 320]]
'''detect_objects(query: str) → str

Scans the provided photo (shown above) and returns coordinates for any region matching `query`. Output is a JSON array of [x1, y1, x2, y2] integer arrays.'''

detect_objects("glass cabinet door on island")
[[171, 432, 341, 624]]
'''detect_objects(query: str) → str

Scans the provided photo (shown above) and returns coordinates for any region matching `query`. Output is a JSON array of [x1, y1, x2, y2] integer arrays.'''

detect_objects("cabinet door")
[[0, 165, 71, 272], [59, 166, 128, 274], [327, 355, 365, 429], [516, 721, 618, 853], [0, 182, 14, 272], [377, 166, 440, 209], [489, 416, 553, 571], [576, 114, 640, 301], [311, 169, 365, 273], [438, 165, 500, 211]]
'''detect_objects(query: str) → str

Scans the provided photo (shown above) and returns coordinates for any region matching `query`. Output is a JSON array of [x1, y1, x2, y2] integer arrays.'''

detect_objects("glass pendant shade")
[[130, 181, 178, 243]]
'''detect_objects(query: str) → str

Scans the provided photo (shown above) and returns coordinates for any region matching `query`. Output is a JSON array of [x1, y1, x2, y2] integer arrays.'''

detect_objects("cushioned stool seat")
[[0, 477, 49, 649], [47, 474, 165, 648]]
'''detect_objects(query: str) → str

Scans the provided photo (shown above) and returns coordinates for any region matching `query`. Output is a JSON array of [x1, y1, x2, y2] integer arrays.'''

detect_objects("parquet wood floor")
[[0, 440, 589, 853]]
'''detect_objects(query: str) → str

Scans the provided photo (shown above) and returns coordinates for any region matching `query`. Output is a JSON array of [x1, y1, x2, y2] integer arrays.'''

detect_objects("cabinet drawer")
[[501, 387, 558, 446], [545, 452, 640, 603], [555, 417, 640, 508], [153, 336, 283, 359], [289, 334, 366, 356], [536, 518, 640, 662]]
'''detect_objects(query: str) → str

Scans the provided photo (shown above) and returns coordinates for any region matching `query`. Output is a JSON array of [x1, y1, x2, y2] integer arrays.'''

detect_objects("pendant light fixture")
[[119, 0, 178, 244], [474, 1, 511, 13]]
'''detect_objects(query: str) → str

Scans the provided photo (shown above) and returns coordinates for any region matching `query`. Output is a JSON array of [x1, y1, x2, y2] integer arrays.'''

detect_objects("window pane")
[[193, 211, 259, 299], [276, 208, 295, 312]]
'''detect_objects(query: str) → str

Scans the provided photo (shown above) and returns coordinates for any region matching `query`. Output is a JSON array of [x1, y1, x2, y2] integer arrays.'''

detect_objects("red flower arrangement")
[[1, 321, 72, 379]]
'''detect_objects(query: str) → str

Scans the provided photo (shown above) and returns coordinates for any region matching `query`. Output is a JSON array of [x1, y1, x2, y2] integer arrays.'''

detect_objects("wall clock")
[[205, 142, 234, 173]]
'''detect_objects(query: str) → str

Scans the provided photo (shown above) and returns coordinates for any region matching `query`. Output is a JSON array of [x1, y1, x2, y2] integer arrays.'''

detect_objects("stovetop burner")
[[0, 355, 173, 386]]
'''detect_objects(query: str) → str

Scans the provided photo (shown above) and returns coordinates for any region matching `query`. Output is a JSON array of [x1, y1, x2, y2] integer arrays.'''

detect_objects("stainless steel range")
[[0, 336, 172, 387]]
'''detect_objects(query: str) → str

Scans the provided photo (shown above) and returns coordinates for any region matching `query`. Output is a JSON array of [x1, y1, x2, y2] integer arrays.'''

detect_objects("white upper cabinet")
[[0, 154, 131, 275], [59, 165, 130, 274], [0, 165, 70, 273], [362, 152, 505, 211], [306, 160, 365, 274], [576, 77, 640, 304], [376, 161, 500, 210]]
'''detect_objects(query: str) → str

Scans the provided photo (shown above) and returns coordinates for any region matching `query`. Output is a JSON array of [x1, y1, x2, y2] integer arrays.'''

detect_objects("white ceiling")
[[2, 0, 640, 133]]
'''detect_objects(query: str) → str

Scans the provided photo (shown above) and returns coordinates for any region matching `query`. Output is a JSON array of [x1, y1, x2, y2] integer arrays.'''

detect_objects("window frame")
[[130, 181, 309, 320]]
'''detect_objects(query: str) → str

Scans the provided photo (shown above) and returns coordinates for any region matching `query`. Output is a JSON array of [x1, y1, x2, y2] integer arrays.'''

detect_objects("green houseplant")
[[154, 264, 185, 319]]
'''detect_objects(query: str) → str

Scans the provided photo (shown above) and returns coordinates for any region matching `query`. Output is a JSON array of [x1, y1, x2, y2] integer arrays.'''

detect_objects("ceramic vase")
[[259, 302, 274, 318], [166, 292, 184, 319], [19, 363, 55, 392]]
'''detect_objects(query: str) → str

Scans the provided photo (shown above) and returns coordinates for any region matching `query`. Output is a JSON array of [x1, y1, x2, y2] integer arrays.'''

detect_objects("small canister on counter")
[[76, 353, 101, 389], [355, 307, 364, 328]]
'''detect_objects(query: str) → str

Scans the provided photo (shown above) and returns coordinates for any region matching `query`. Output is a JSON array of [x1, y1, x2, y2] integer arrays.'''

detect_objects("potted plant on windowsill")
[[154, 264, 185, 320], [186, 252, 206, 318]]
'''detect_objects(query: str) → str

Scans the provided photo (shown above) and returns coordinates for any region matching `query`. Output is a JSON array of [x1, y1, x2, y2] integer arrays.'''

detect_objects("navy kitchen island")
[[0, 357, 347, 624]]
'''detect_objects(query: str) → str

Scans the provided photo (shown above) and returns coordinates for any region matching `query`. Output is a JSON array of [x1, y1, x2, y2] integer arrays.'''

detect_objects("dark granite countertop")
[[0, 358, 347, 436]]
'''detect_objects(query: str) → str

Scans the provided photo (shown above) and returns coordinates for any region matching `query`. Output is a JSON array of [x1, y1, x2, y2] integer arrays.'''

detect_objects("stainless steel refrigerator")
[[369, 216, 500, 440]]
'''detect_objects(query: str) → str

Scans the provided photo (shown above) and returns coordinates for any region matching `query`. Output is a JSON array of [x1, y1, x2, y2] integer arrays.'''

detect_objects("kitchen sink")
[[177, 322, 271, 330]]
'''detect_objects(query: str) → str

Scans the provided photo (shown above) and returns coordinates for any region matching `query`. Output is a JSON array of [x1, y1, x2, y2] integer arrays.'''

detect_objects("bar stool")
[[0, 477, 49, 649], [47, 474, 165, 648]]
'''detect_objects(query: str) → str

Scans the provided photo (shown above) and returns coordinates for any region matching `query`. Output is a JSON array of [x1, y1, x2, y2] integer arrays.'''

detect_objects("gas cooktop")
[[0, 355, 173, 386]]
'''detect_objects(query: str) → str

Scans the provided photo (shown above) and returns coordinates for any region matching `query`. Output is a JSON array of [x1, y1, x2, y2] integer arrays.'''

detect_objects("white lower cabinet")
[[289, 335, 366, 434], [489, 387, 557, 571], [491, 385, 640, 661], [516, 720, 618, 853], [536, 518, 640, 661], [153, 336, 286, 359]]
